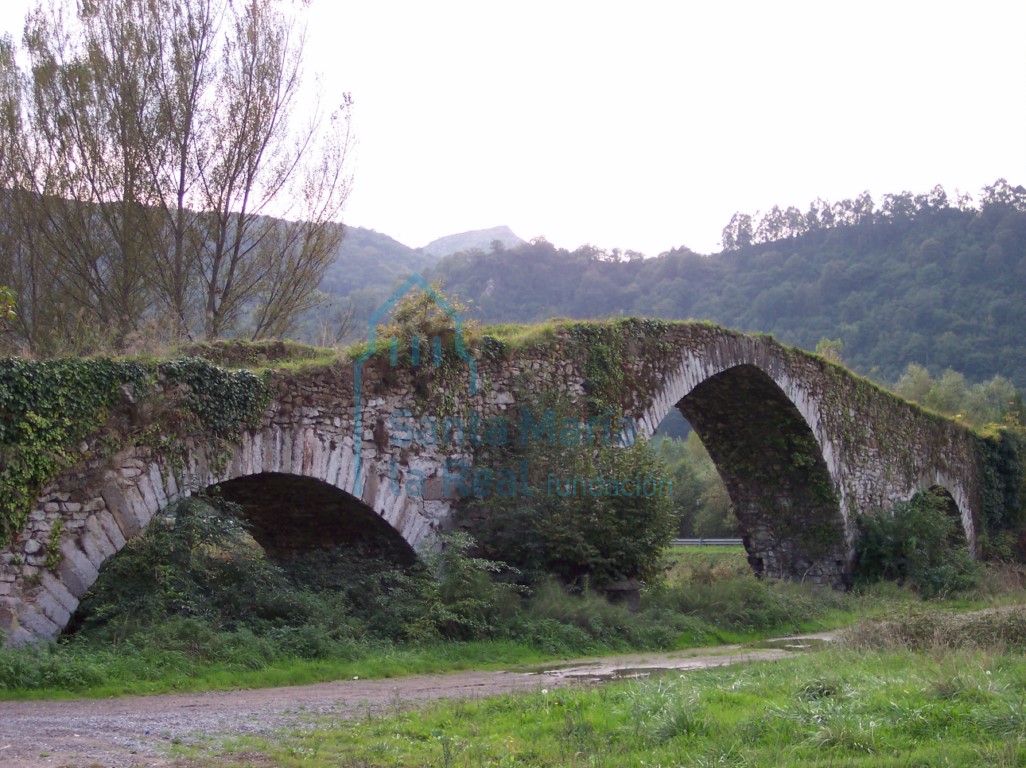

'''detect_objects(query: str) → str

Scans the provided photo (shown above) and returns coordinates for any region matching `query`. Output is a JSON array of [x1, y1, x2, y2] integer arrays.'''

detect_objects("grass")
[[661, 544, 748, 581], [191, 645, 1026, 767], [480, 321, 562, 352], [0, 583, 834, 701], [1, 564, 1012, 702], [0, 639, 571, 701], [176, 338, 336, 369]]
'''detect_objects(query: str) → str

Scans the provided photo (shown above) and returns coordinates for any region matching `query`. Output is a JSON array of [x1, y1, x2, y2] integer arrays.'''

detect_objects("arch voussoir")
[[55, 539, 99, 600]]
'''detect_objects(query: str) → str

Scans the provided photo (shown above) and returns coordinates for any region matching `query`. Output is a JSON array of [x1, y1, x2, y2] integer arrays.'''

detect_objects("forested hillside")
[[429, 181, 1026, 388]]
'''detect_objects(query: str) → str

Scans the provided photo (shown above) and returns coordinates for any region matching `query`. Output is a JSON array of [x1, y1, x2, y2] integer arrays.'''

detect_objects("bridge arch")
[[631, 335, 979, 582], [916, 474, 975, 551], [907, 482, 973, 548], [635, 352, 851, 585], [2, 424, 445, 645], [212, 473, 418, 565]]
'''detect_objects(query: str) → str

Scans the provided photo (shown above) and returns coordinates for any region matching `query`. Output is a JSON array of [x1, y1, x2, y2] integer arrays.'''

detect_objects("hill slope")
[[319, 226, 432, 295], [420, 226, 525, 259], [428, 200, 1026, 388]]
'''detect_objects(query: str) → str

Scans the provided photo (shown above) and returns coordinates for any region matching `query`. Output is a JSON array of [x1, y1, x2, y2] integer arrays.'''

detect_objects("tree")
[[924, 369, 968, 416], [981, 178, 1026, 212], [25, 0, 181, 346], [194, 2, 351, 340], [853, 190, 875, 224], [5, 0, 352, 351], [815, 337, 844, 364], [894, 363, 933, 405], [720, 211, 753, 251], [0, 38, 26, 344], [893, 363, 1023, 427], [754, 205, 785, 244]]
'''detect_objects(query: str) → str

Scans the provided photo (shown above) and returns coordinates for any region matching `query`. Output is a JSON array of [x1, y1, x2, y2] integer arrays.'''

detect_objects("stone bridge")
[[0, 320, 986, 644]]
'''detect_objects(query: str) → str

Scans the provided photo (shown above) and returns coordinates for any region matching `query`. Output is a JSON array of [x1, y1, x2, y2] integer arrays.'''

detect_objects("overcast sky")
[[2, 0, 1025, 255]]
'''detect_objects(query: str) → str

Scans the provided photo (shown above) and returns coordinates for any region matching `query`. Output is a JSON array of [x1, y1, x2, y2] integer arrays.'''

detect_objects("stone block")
[[18, 604, 60, 641], [147, 463, 169, 509], [39, 571, 79, 615], [134, 474, 160, 528], [6, 627, 35, 646], [80, 517, 117, 569], [102, 482, 141, 539], [164, 469, 180, 503], [35, 587, 72, 629], [82, 497, 106, 512], [95, 510, 126, 551], [117, 484, 150, 534], [57, 540, 99, 599]]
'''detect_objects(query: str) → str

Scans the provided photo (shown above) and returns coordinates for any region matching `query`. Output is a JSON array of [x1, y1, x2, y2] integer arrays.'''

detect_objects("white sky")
[[2, 0, 1025, 255]]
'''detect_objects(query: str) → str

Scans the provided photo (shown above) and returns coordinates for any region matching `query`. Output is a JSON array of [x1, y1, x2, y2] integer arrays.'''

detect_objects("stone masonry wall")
[[0, 321, 984, 644]]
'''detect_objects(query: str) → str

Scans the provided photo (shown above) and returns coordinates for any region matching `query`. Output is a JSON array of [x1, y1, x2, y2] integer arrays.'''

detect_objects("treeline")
[[429, 180, 1026, 390], [0, 0, 350, 356], [892, 364, 1024, 427], [720, 179, 1026, 250]]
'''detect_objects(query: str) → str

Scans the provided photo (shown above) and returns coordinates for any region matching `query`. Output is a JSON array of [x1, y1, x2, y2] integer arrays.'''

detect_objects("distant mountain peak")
[[420, 225, 525, 259]]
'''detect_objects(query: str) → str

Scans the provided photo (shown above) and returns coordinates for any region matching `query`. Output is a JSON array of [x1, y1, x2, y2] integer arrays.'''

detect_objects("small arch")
[[2, 424, 448, 644], [918, 485, 969, 547]]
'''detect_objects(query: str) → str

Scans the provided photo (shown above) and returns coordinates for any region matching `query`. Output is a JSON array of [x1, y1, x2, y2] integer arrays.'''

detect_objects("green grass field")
[[197, 645, 1026, 767]]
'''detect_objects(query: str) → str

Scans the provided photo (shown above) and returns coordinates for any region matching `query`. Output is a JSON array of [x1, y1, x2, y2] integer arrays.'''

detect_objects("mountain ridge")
[[420, 225, 526, 259]]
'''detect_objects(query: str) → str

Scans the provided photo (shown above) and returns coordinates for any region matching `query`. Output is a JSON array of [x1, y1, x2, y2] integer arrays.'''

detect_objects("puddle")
[[564, 667, 659, 684], [538, 650, 789, 683], [748, 637, 831, 652], [535, 633, 835, 684]]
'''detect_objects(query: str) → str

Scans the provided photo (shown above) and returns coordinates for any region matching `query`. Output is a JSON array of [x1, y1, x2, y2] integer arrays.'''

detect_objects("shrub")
[[842, 605, 1026, 652], [855, 489, 979, 598], [73, 495, 315, 638], [651, 572, 843, 633], [416, 531, 525, 641], [469, 435, 677, 588]]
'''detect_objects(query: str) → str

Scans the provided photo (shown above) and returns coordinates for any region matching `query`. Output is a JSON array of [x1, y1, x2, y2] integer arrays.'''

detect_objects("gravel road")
[[0, 642, 817, 767]]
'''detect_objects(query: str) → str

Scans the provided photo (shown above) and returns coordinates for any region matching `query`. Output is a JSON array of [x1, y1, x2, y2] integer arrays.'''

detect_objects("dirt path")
[[0, 634, 835, 768]]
